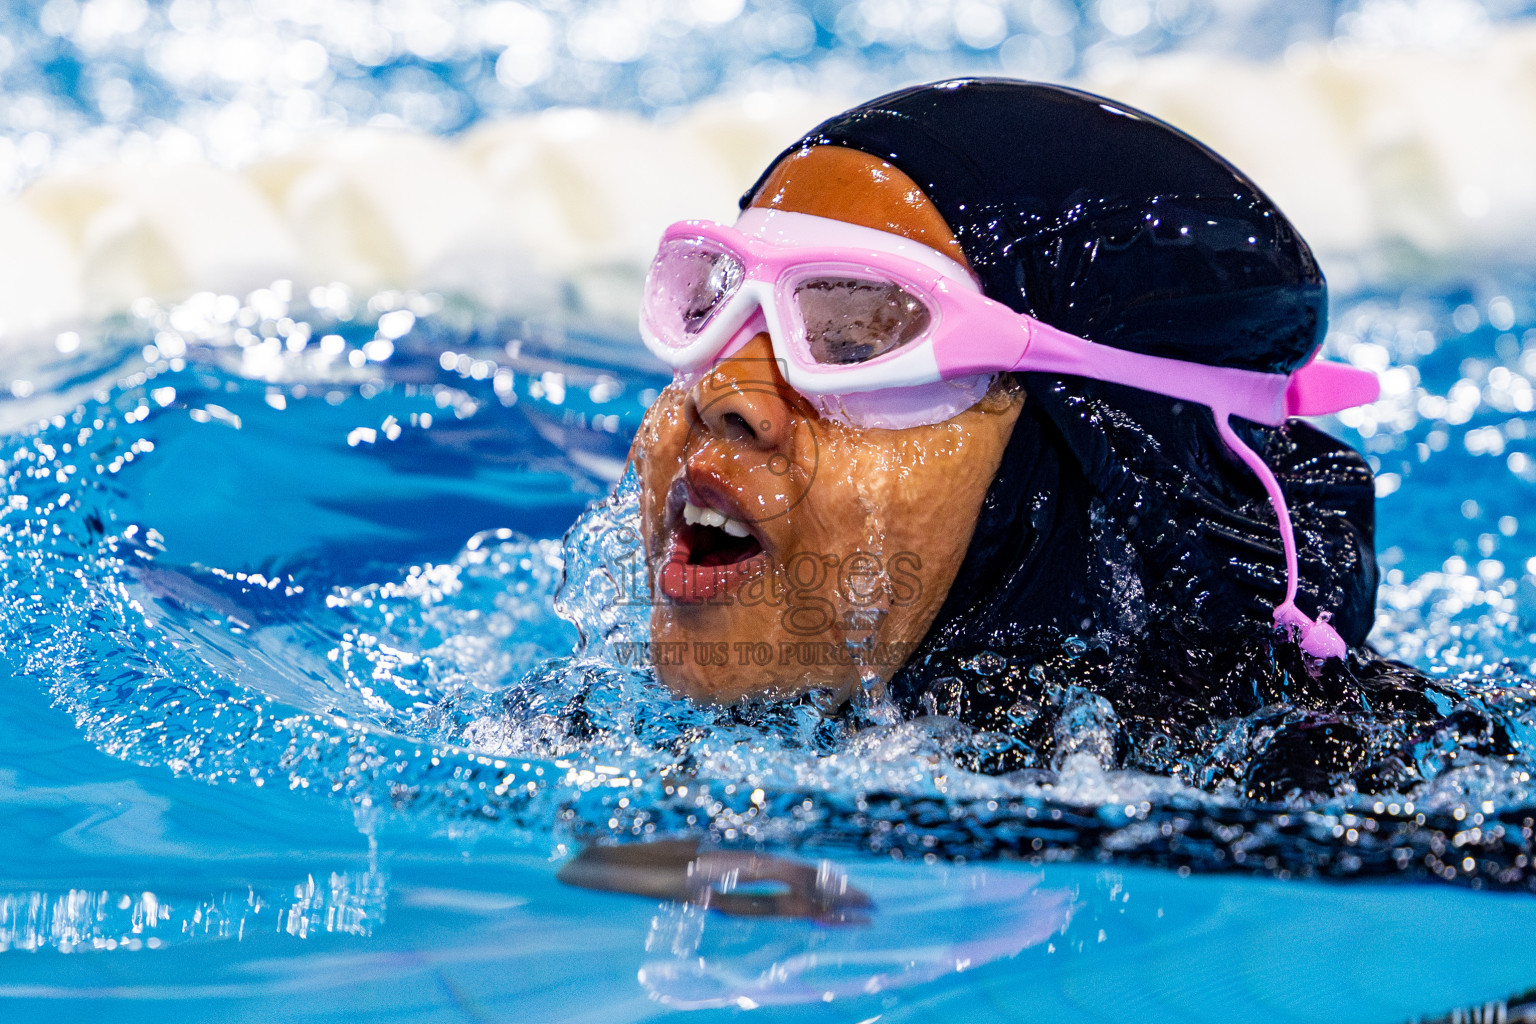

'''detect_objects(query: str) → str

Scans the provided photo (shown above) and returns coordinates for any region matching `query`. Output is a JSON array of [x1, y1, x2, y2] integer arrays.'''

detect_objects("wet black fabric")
[[743, 80, 1326, 374], [893, 635, 1505, 802], [742, 79, 1445, 797]]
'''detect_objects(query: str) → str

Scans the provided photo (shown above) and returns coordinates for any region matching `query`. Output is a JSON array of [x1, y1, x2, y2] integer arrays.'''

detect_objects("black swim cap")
[[744, 79, 1379, 738], [743, 79, 1326, 374]]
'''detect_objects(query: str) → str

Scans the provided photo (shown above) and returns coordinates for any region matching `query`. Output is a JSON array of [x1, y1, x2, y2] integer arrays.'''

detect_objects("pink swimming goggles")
[[639, 208, 1381, 659]]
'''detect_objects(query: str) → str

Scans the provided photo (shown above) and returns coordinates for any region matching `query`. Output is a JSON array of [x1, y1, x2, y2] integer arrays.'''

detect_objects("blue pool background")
[[3, 1, 1536, 1021]]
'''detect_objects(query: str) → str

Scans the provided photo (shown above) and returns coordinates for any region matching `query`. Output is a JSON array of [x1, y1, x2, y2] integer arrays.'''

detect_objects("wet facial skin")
[[630, 145, 1025, 705]]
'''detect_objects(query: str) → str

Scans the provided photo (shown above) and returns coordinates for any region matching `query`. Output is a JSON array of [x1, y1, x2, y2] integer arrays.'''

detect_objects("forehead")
[[746, 145, 969, 268]]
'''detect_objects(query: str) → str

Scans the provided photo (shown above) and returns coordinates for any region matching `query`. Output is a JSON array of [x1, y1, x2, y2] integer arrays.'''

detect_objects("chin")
[[647, 598, 866, 706]]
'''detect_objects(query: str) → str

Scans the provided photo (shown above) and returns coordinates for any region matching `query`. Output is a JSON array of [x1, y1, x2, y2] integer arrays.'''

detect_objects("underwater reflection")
[[626, 854, 1073, 1010], [558, 840, 872, 923], [0, 870, 387, 953]]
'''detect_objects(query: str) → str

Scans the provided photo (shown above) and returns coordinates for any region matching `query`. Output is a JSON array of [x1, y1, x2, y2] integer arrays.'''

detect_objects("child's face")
[[630, 146, 1024, 704]]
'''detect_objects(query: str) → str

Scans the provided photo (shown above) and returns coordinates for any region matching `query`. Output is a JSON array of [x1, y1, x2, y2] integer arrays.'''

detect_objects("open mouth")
[[678, 500, 763, 567], [659, 491, 768, 603]]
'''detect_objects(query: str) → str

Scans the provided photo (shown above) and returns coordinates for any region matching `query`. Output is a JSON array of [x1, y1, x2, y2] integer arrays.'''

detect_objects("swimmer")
[[625, 80, 1506, 797]]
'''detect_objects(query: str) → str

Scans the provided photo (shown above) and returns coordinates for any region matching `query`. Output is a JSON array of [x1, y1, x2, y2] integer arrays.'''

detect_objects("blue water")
[[1, 275, 1535, 1022], [7, 1, 1536, 1020]]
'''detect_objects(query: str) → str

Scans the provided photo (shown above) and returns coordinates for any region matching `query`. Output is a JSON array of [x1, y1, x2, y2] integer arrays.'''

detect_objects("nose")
[[687, 332, 796, 450]]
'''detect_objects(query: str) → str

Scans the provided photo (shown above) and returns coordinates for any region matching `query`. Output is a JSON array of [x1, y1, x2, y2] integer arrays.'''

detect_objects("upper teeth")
[[683, 500, 752, 538]]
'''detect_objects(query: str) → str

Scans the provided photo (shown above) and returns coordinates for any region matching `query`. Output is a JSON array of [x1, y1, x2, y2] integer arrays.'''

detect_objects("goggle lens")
[[792, 276, 932, 365], [643, 239, 744, 347]]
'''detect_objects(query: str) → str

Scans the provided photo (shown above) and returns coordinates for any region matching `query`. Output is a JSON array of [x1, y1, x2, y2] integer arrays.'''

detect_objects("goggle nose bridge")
[[698, 276, 797, 367]]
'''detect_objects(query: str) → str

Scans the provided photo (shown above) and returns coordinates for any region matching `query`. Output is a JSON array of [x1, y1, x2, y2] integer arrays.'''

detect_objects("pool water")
[[1, 274, 1535, 1023], [7, 1, 1536, 1019]]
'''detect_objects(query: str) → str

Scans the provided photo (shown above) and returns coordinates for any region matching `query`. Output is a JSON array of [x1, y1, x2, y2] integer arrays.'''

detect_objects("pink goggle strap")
[[1005, 323, 1378, 659], [1213, 409, 1349, 660], [1285, 358, 1382, 417], [1237, 357, 1378, 659]]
